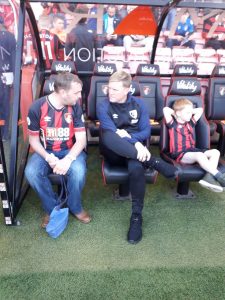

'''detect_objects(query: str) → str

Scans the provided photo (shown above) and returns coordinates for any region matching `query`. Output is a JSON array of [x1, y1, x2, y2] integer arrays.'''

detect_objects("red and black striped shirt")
[[166, 117, 196, 156], [27, 96, 85, 152], [39, 29, 64, 70]]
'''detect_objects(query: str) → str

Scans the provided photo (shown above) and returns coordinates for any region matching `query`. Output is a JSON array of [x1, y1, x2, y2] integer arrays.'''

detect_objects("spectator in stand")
[[203, 13, 225, 50], [162, 8, 177, 32], [123, 35, 153, 53], [50, 14, 67, 44], [166, 11, 196, 49], [86, 4, 98, 33], [116, 5, 128, 19], [0, 16, 16, 141], [102, 5, 123, 46], [65, 17, 100, 109]]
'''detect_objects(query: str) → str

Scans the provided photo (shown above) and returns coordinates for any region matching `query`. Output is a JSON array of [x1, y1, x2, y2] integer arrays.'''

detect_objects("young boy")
[[163, 98, 225, 192]]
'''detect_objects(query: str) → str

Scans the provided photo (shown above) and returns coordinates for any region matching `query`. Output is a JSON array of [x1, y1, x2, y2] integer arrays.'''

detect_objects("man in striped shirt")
[[25, 72, 91, 228], [163, 98, 225, 192]]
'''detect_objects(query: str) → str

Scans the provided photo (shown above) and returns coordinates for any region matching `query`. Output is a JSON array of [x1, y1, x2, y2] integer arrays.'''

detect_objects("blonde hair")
[[173, 98, 193, 112], [109, 70, 132, 88]]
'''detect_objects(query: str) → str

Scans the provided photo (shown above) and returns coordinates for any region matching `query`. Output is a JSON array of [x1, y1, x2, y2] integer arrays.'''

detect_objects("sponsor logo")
[[141, 66, 157, 75], [46, 127, 70, 140], [129, 86, 135, 95], [44, 116, 51, 122], [218, 67, 225, 75], [2, 64, 10, 72], [112, 114, 118, 119], [48, 82, 55, 92], [64, 113, 72, 124], [129, 110, 138, 119], [178, 66, 194, 75], [101, 84, 108, 95], [131, 119, 138, 124], [176, 80, 197, 93], [219, 86, 225, 96], [55, 63, 72, 73], [143, 85, 151, 95], [97, 65, 114, 74]]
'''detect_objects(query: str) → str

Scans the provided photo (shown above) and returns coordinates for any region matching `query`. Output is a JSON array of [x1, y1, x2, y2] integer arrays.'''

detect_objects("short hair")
[[173, 98, 193, 111], [109, 70, 132, 88], [54, 72, 82, 92]]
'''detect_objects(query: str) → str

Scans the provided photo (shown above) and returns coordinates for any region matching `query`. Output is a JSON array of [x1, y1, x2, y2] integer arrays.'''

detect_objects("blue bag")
[[46, 176, 69, 238]]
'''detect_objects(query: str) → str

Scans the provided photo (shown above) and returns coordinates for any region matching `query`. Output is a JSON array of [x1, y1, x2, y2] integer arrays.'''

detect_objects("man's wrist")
[[65, 154, 76, 162], [45, 153, 55, 163]]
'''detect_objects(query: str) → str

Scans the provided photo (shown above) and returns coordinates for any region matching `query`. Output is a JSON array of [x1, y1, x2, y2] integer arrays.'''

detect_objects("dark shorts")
[[169, 148, 207, 163]]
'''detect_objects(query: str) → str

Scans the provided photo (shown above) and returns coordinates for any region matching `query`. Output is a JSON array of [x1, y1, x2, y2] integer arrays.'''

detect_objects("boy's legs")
[[180, 150, 223, 192]]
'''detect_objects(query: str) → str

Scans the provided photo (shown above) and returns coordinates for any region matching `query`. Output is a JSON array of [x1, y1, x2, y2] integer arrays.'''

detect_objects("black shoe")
[[216, 173, 225, 189], [127, 213, 142, 244], [146, 156, 178, 179], [199, 172, 223, 193]]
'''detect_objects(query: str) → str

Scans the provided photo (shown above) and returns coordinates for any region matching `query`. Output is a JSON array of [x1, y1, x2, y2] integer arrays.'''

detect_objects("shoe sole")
[[127, 235, 142, 244], [199, 180, 223, 193]]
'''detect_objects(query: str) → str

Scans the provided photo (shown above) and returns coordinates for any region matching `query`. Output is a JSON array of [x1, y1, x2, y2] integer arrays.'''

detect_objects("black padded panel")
[[134, 76, 165, 120], [42, 78, 55, 95], [51, 60, 76, 74], [103, 160, 157, 184], [129, 80, 140, 96], [207, 78, 225, 119], [139, 82, 157, 118], [169, 78, 201, 96], [173, 64, 197, 77], [211, 64, 225, 78], [87, 76, 110, 120], [93, 63, 117, 76], [136, 64, 160, 76]]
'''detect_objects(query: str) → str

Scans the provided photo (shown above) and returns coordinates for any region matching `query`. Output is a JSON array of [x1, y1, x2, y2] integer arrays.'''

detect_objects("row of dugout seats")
[[100, 45, 225, 75], [41, 61, 225, 198]]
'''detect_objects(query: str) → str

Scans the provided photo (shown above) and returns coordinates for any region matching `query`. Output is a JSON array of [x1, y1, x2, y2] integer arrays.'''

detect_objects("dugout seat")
[[100, 79, 158, 199], [87, 63, 117, 137], [205, 64, 225, 156], [160, 77, 225, 198], [133, 63, 165, 136], [172, 64, 216, 136]]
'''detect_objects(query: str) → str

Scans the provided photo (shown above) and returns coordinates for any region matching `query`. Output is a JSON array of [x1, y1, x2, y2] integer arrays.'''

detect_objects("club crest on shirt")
[[143, 85, 151, 95], [219, 86, 225, 96], [129, 110, 137, 119], [64, 113, 72, 124]]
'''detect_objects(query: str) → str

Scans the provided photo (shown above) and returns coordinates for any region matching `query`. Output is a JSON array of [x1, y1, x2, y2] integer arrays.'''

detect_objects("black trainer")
[[199, 172, 223, 193], [127, 213, 142, 244], [146, 156, 178, 179], [216, 173, 225, 189]]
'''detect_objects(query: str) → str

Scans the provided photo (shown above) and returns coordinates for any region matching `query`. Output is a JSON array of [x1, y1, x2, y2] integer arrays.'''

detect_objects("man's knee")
[[209, 149, 220, 158], [69, 161, 86, 180]]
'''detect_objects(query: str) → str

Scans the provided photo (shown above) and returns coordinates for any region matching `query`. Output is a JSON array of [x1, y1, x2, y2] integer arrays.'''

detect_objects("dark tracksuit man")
[[65, 17, 101, 110], [97, 70, 177, 244]]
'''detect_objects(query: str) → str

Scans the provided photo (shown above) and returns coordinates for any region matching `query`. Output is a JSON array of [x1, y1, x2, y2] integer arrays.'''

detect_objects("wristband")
[[65, 154, 76, 162]]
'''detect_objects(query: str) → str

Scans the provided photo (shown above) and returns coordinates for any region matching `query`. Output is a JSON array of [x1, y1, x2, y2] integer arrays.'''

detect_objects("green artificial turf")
[[1, 146, 225, 299]]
